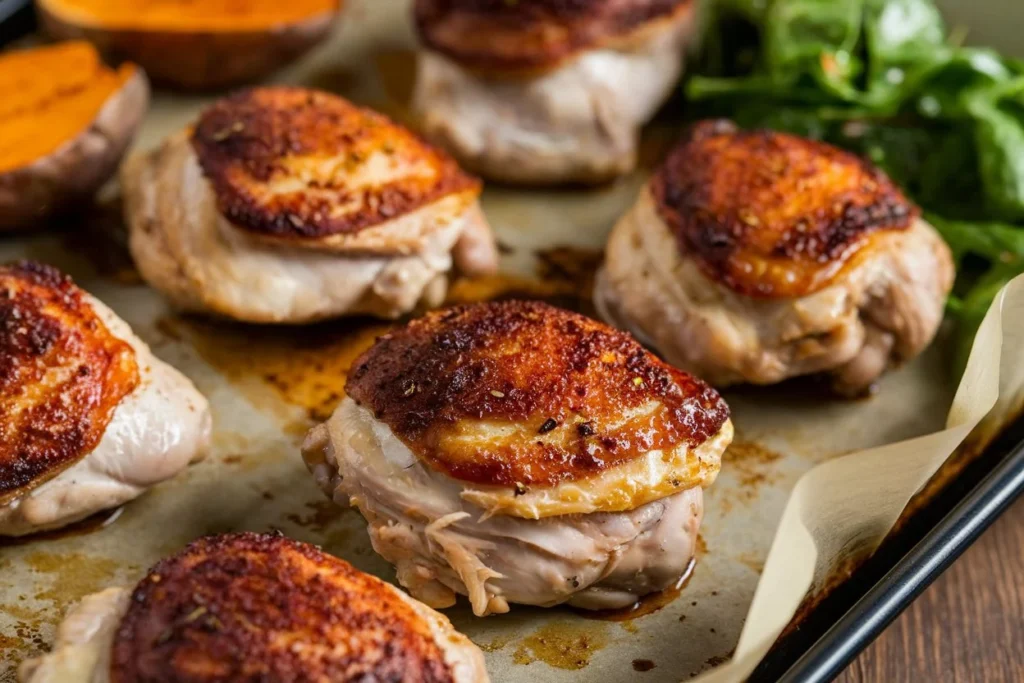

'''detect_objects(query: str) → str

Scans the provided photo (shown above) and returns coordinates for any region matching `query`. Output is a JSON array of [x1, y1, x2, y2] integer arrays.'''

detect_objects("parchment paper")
[[1, 2, 1023, 682], [695, 275, 1024, 682]]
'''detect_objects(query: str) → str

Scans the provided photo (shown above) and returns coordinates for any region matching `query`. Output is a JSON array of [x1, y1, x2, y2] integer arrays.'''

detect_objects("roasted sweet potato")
[[0, 41, 148, 232], [37, 0, 344, 90]]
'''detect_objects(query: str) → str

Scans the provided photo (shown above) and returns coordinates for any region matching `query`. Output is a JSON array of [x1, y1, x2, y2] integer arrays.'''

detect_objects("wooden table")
[[838, 496, 1024, 682]]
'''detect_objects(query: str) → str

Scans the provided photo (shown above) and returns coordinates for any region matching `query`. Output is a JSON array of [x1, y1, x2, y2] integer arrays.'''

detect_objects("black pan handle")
[[0, 0, 36, 47], [777, 437, 1024, 683]]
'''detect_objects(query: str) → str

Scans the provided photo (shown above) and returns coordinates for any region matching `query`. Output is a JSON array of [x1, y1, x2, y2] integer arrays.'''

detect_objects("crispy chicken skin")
[[0, 262, 210, 536], [19, 533, 489, 683], [345, 300, 727, 491], [411, 1, 695, 184], [0, 261, 138, 504], [415, 0, 691, 74], [124, 87, 498, 323], [596, 120, 955, 394], [303, 301, 732, 615]]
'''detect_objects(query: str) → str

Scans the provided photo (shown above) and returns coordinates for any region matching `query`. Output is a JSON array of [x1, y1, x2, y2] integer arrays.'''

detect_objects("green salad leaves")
[[687, 0, 1024, 367]]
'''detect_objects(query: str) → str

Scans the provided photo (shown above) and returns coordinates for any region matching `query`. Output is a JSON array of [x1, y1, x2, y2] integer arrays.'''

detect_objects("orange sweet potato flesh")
[[0, 41, 133, 173], [38, 0, 344, 90], [0, 41, 149, 231], [38, 0, 339, 32]]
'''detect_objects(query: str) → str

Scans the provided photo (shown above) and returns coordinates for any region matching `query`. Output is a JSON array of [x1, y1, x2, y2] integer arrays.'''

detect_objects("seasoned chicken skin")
[[303, 301, 732, 615], [596, 120, 956, 394], [0, 262, 210, 536], [19, 532, 489, 683], [412, 0, 695, 185], [124, 86, 498, 324]]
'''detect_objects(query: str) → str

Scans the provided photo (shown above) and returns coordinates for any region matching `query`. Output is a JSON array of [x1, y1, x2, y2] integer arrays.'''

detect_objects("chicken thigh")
[[412, 0, 696, 185], [0, 262, 210, 536], [596, 120, 955, 395], [20, 532, 489, 682], [123, 86, 498, 324], [303, 300, 732, 616]]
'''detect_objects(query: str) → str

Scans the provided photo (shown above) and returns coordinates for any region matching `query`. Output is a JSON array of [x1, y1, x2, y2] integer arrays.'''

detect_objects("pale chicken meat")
[[597, 120, 956, 395], [20, 532, 489, 683], [412, 0, 696, 184], [123, 86, 499, 324], [0, 262, 210, 536], [302, 300, 732, 616]]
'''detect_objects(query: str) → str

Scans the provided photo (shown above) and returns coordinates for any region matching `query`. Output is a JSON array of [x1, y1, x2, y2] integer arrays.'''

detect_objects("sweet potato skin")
[[0, 67, 148, 232], [37, 2, 341, 90]]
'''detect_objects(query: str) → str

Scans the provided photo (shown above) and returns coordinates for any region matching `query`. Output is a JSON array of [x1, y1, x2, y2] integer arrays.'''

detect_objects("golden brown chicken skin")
[[0, 261, 138, 505], [125, 86, 498, 323], [20, 533, 488, 682], [651, 119, 918, 299], [193, 86, 481, 243], [346, 300, 728, 489], [110, 533, 466, 682], [597, 120, 954, 394], [415, 0, 693, 74]]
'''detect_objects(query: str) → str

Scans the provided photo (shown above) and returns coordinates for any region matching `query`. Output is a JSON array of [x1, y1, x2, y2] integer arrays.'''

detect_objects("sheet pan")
[[1, 2, 1021, 681]]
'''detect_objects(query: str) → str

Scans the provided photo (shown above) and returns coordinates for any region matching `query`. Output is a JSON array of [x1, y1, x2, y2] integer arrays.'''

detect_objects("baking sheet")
[[0, 2, 1021, 682]]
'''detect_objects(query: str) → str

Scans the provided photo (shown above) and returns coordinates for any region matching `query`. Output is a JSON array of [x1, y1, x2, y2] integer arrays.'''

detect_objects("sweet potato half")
[[0, 41, 149, 232], [37, 0, 344, 90]]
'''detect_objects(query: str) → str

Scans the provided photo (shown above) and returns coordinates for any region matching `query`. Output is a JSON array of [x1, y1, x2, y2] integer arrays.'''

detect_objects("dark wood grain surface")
[[838, 497, 1024, 682]]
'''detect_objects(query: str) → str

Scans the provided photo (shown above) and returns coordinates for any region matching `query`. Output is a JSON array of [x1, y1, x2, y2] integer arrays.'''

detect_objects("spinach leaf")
[[968, 82, 1024, 220]]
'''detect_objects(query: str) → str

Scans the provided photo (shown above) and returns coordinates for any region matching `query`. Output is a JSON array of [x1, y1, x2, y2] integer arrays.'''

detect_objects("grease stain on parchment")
[[446, 255, 598, 315], [285, 499, 352, 535], [475, 632, 517, 653], [512, 621, 610, 670], [0, 599, 47, 662], [282, 498, 361, 553], [736, 552, 765, 575], [581, 557, 695, 623], [160, 315, 389, 425], [712, 441, 785, 514], [26, 552, 120, 607]]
